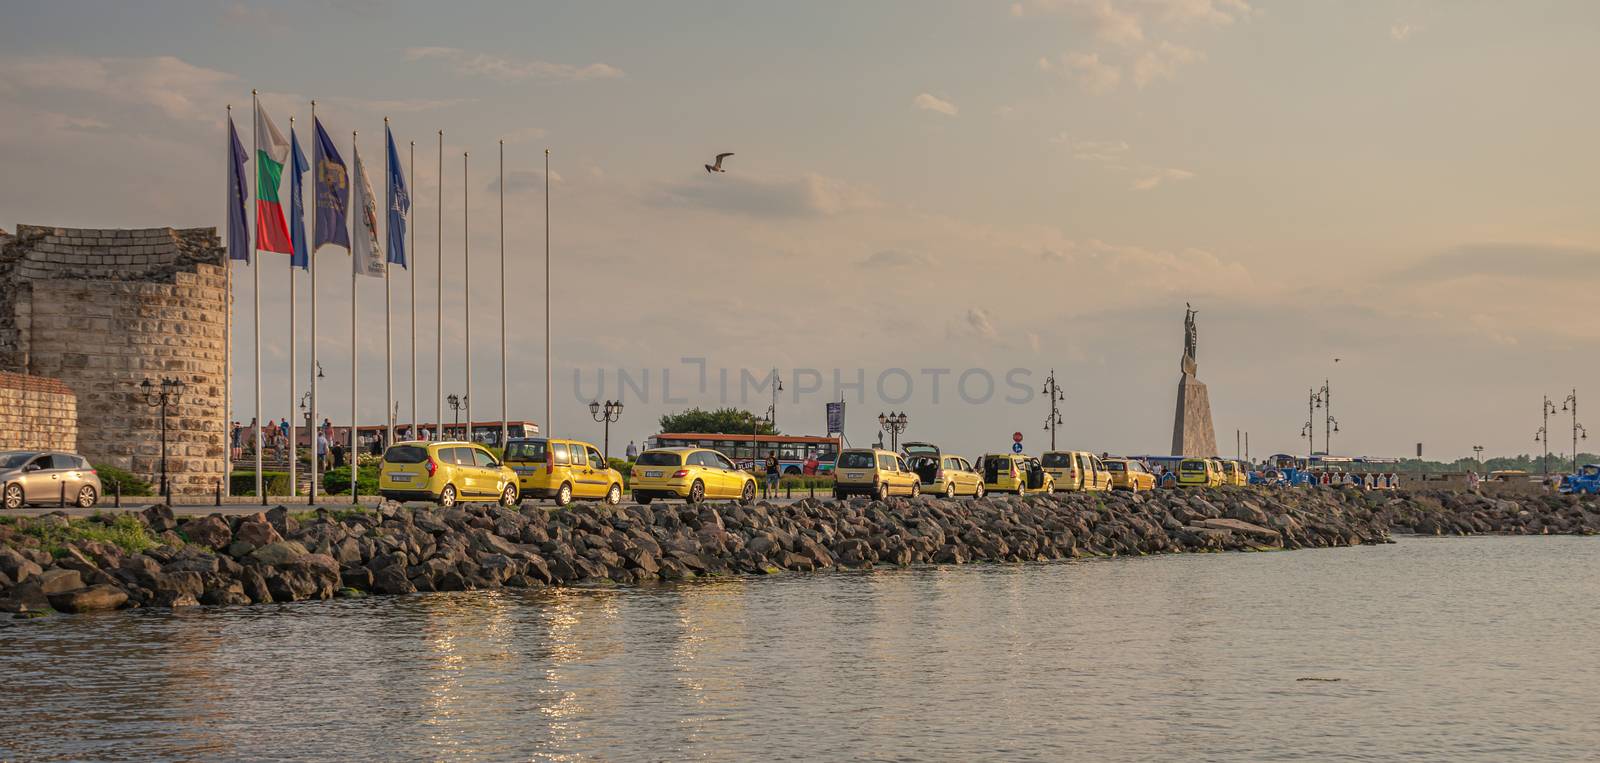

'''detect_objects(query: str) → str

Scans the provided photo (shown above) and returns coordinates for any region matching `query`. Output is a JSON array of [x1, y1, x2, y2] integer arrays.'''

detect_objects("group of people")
[[230, 417, 350, 469], [1303, 470, 1401, 490]]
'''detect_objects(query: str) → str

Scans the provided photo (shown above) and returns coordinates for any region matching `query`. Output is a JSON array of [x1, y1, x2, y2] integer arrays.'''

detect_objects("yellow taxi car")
[[903, 442, 984, 499], [502, 437, 626, 506], [1175, 457, 1222, 488], [379, 440, 518, 508], [1104, 457, 1157, 492], [630, 447, 757, 504], [1042, 450, 1114, 492], [1221, 460, 1249, 486], [979, 453, 1054, 495], [834, 448, 920, 500]]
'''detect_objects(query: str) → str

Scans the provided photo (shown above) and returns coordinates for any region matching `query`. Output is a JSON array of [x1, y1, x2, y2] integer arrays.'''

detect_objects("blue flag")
[[289, 126, 309, 269], [227, 114, 250, 263], [313, 117, 350, 252], [385, 125, 409, 268]]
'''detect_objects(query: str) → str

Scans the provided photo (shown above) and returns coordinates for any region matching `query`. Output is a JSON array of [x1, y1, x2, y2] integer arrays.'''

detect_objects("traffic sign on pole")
[[1012, 431, 1024, 443], [1012, 442, 1024, 453]]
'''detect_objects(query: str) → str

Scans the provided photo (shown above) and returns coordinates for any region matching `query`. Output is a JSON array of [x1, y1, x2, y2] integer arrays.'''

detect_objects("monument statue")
[[1171, 303, 1218, 457]]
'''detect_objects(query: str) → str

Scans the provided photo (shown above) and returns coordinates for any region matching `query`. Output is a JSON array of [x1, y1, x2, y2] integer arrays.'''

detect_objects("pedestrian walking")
[[625, 440, 639, 460], [765, 453, 781, 494]]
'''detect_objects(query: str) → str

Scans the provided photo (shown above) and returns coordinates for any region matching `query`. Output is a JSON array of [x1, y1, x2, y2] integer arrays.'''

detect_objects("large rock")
[[141, 504, 177, 532], [0, 547, 44, 585], [0, 580, 51, 613], [48, 584, 128, 613], [233, 514, 284, 549], [248, 541, 311, 566], [1199, 517, 1282, 541], [35, 568, 85, 595], [179, 515, 233, 549]]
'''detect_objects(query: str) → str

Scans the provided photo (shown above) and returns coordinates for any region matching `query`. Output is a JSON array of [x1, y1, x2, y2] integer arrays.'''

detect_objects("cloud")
[[1089, 0, 1146, 46], [1131, 167, 1194, 190], [500, 168, 563, 194], [649, 172, 878, 219], [1052, 133, 1131, 162], [1132, 41, 1204, 87], [0, 54, 235, 123], [1396, 243, 1600, 282], [861, 249, 932, 268], [501, 126, 547, 144], [1390, 21, 1419, 42], [913, 92, 959, 116], [1041, 52, 1122, 94], [966, 308, 999, 340], [220, 2, 287, 29], [405, 47, 624, 81]]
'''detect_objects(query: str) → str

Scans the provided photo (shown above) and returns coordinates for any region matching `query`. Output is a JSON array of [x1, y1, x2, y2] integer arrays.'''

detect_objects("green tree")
[[658, 407, 779, 435]]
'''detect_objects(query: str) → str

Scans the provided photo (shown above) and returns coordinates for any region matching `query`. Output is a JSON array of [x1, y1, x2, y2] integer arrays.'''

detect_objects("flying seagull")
[[705, 152, 734, 173]]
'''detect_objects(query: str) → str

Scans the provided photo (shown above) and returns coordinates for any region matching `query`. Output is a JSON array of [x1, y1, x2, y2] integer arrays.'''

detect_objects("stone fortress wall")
[[0, 371, 78, 452], [0, 224, 229, 496]]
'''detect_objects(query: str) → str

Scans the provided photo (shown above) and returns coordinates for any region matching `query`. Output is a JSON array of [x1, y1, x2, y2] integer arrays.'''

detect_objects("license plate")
[[646, 470, 662, 478], [847, 472, 862, 479]]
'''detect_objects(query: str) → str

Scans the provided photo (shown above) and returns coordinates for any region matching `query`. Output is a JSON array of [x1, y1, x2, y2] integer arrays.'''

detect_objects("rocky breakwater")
[[0, 488, 1399, 615], [1379, 489, 1600, 536]]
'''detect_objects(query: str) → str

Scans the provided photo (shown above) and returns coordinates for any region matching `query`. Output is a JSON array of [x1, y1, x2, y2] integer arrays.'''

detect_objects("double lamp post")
[[141, 377, 185, 504]]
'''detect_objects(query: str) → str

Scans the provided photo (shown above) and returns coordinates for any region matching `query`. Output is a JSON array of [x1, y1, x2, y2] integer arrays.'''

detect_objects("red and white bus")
[[646, 433, 841, 475]]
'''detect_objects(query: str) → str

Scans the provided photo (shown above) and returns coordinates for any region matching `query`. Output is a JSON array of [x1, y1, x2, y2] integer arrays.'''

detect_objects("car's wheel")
[[1016, 484, 1026, 497], [911, 482, 921, 498], [77, 485, 97, 508], [3, 483, 23, 510], [832, 488, 844, 500], [555, 482, 573, 507], [944, 482, 956, 499], [741, 481, 756, 503], [1045, 481, 1054, 495], [439, 484, 458, 509], [874, 482, 888, 502], [974, 483, 985, 499], [606, 484, 622, 505], [688, 480, 705, 504], [636, 493, 654, 505], [500, 484, 518, 507]]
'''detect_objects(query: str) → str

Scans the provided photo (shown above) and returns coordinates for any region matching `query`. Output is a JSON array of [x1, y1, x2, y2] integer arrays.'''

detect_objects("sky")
[[3, 0, 1599, 462]]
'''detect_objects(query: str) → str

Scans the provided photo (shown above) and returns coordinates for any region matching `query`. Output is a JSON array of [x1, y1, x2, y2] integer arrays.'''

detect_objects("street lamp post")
[[1042, 370, 1065, 450], [1540, 395, 1559, 475], [141, 377, 185, 505], [447, 394, 467, 439], [878, 411, 908, 452], [1472, 445, 1484, 475], [589, 400, 623, 462], [1561, 390, 1585, 473]]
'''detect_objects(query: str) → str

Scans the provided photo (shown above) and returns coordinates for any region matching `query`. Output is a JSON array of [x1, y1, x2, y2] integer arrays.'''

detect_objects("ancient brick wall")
[[0, 371, 78, 451], [0, 225, 229, 496]]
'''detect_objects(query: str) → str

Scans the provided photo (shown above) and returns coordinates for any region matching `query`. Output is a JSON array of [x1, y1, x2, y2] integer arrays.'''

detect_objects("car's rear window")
[[1041, 453, 1072, 468], [637, 451, 682, 466], [504, 440, 547, 462], [385, 445, 429, 464], [1181, 460, 1206, 471], [837, 451, 875, 469], [1104, 461, 1126, 472]]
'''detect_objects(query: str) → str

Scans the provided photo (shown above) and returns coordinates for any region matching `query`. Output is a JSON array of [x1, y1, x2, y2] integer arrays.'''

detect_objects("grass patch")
[[17, 514, 163, 557]]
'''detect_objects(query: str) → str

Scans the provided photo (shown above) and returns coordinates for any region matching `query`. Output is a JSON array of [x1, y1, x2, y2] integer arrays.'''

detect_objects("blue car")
[[1560, 464, 1600, 494]]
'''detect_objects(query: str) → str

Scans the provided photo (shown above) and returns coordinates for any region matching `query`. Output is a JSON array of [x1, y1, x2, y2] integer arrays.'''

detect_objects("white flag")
[[350, 141, 385, 277]]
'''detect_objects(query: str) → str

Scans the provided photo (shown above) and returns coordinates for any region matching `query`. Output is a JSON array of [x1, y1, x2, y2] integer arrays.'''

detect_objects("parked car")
[[833, 448, 920, 500], [0, 450, 102, 509], [1103, 457, 1157, 492], [903, 442, 984, 498], [1176, 457, 1222, 488], [378, 441, 517, 509], [1560, 464, 1600, 495], [503, 437, 625, 506], [1042, 450, 1113, 492], [980, 453, 1054, 495], [630, 447, 756, 504]]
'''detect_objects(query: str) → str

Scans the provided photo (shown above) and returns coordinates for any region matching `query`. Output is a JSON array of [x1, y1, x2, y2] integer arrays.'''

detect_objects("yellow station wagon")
[[502, 437, 626, 506], [1104, 457, 1157, 492], [1176, 457, 1223, 488], [833, 448, 920, 500], [1042, 450, 1114, 492], [903, 442, 984, 499], [630, 447, 757, 504], [979, 453, 1054, 495], [379, 441, 518, 508]]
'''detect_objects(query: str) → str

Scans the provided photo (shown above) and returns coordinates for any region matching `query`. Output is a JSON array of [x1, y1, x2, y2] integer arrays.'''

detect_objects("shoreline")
[[1, 487, 1594, 617]]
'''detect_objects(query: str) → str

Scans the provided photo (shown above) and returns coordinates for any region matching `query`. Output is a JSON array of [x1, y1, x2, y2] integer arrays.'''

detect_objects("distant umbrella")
[[704, 152, 734, 173]]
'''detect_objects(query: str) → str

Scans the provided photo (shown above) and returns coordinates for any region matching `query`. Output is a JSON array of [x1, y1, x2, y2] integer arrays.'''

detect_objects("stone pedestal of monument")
[[1171, 372, 1218, 457]]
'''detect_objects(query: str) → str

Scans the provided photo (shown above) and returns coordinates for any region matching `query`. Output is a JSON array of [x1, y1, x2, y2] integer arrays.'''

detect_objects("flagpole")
[[310, 101, 320, 505], [310, 101, 319, 506], [224, 103, 234, 500], [409, 139, 416, 444], [384, 117, 394, 451], [288, 114, 298, 501], [351, 129, 360, 507], [544, 148, 551, 438], [499, 140, 507, 449], [435, 130, 443, 441], [463, 150, 473, 440], [252, 89, 263, 505]]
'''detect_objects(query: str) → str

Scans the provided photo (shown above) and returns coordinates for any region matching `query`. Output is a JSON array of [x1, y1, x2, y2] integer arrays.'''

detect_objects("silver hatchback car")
[[0, 451, 103, 509]]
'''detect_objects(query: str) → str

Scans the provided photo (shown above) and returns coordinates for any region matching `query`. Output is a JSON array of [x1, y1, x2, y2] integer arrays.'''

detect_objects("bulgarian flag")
[[254, 102, 293, 254]]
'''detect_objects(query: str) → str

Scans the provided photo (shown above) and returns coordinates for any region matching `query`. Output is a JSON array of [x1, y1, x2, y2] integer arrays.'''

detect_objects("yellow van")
[[903, 442, 984, 499], [979, 453, 1054, 495], [1222, 460, 1249, 486], [833, 448, 920, 500], [379, 440, 518, 508], [629, 447, 757, 504], [1042, 450, 1114, 492], [1176, 457, 1221, 488], [502, 437, 626, 506], [1104, 458, 1157, 492]]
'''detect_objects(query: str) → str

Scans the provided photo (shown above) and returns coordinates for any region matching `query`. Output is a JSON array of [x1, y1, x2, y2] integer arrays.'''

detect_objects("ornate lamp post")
[[878, 411, 908, 452], [589, 400, 623, 461], [1539, 395, 1559, 475], [1042, 370, 1065, 450], [447, 394, 467, 439], [1472, 445, 1484, 474], [141, 377, 185, 504], [1561, 390, 1585, 473]]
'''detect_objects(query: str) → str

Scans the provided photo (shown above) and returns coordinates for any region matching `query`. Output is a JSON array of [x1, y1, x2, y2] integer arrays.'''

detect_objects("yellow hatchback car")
[[903, 442, 984, 499], [979, 453, 1054, 495], [630, 447, 757, 504], [1042, 450, 1114, 492], [379, 440, 518, 508], [1104, 458, 1157, 492], [502, 437, 626, 506], [1175, 457, 1222, 488], [833, 448, 920, 500]]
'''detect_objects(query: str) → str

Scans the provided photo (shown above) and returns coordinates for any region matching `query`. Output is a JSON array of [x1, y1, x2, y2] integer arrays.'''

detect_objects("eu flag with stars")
[[289, 125, 309, 269], [385, 125, 409, 268]]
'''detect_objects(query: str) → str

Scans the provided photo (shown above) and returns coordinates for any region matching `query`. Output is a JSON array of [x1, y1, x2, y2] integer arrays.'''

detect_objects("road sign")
[[1012, 442, 1024, 453], [1012, 431, 1024, 443]]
